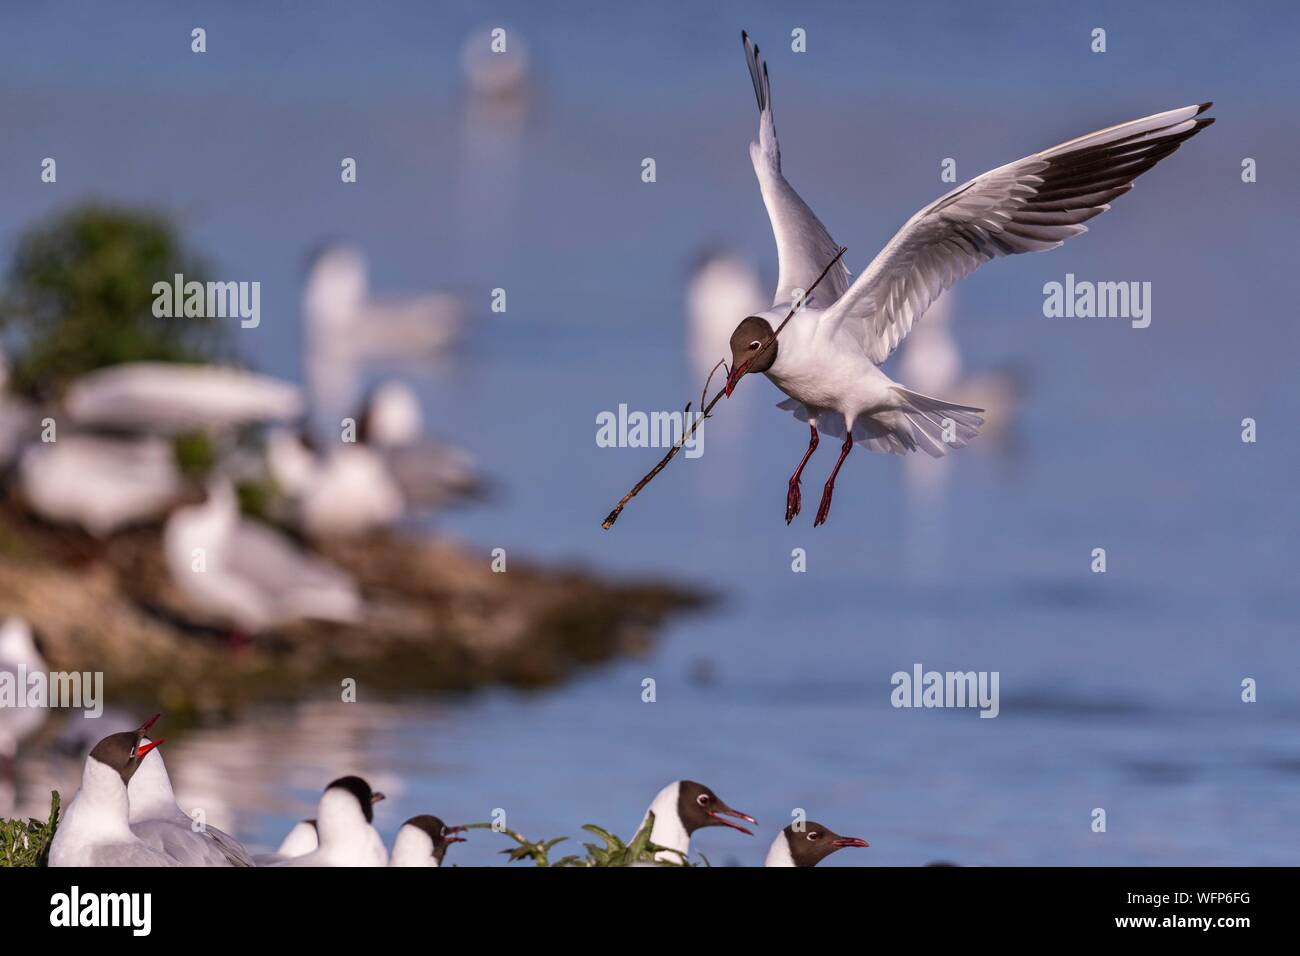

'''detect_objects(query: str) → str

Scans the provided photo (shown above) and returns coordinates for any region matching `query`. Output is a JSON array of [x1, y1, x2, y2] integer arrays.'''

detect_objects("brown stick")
[[602, 246, 848, 529]]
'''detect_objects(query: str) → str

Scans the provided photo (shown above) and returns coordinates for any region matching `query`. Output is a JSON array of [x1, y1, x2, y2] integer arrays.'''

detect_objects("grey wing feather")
[[743, 32, 851, 308], [822, 103, 1215, 363]]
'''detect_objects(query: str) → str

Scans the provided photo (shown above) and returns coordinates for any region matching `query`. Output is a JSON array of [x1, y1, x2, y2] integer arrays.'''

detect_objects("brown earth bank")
[[0, 496, 710, 717]]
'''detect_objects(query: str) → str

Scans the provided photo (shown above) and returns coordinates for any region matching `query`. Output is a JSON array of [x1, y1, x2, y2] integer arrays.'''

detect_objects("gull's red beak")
[[709, 806, 757, 835], [833, 837, 869, 849], [135, 738, 165, 760], [446, 825, 467, 844], [725, 359, 752, 398], [371, 792, 386, 804], [138, 713, 162, 734]]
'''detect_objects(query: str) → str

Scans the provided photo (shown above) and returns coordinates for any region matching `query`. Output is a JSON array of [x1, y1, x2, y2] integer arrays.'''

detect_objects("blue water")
[[4, 1, 1299, 865]]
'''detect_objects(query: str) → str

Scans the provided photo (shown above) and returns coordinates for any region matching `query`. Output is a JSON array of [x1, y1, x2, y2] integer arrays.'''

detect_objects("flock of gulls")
[[46, 714, 866, 867], [5, 27, 1217, 868], [0, 244, 484, 637]]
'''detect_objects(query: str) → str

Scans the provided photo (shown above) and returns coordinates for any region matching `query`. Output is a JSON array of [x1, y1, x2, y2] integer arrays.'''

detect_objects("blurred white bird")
[[127, 734, 254, 867], [897, 289, 1024, 448], [0, 619, 47, 808], [686, 252, 767, 385], [162, 479, 361, 634], [63, 362, 303, 435], [265, 381, 484, 537], [304, 245, 465, 428], [18, 434, 184, 537]]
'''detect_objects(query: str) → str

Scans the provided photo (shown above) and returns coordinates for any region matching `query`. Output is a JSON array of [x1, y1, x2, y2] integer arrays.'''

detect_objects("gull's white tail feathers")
[[889, 387, 984, 458], [777, 389, 984, 458]]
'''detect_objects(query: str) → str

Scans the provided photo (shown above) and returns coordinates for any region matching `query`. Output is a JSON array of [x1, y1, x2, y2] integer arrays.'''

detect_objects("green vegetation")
[[0, 791, 60, 867], [464, 811, 706, 867], [0, 203, 224, 399]]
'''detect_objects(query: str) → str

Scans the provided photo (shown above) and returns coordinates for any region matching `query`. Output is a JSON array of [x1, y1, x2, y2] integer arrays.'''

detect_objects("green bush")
[[0, 204, 224, 399]]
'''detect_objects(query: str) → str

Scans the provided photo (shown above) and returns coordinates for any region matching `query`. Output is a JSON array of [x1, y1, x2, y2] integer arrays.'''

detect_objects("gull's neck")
[[643, 781, 690, 859], [764, 832, 796, 867]]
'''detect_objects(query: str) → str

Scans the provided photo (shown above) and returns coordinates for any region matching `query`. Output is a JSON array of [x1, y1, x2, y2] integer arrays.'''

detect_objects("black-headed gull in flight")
[[764, 820, 868, 867], [725, 33, 1213, 526]]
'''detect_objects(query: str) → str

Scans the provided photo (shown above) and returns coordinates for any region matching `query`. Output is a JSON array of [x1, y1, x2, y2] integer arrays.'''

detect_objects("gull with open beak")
[[764, 821, 869, 867], [389, 815, 467, 867], [48, 715, 177, 867], [725, 32, 1213, 526], [637, 780, 756, 863]]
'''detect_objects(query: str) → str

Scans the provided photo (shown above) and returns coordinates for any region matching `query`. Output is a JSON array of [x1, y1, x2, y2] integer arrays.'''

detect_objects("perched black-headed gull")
[[162, 478, 361, 634], [269, 776, 389, 867], [726, 33, 1213, 526], [764, 821, 869, 867], [389, 815, 467, 867], [127, 730, 254, 867], [48, 716, 178, 867], [638, 780, 756, 863]]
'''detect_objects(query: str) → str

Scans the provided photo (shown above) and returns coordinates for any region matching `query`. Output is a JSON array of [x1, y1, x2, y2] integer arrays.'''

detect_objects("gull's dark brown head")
[[676, 780, 757, 836], [783, 821, 869, 867], [87, 713, 164, 787], [726, 316, 777, 396], [325, 775, 385, 824], [403, 814, 467, 864]]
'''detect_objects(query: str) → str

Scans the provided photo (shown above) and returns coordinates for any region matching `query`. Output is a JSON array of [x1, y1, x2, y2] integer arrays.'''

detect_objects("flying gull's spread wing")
[[743, 32, 851, 309], [820, 103, 1214, 363]]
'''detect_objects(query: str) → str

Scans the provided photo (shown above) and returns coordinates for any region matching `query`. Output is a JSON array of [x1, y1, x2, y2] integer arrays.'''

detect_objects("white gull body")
[[163, 479, 361, 633], [127, 741, 254, 867], [270, 784, 388, 867]]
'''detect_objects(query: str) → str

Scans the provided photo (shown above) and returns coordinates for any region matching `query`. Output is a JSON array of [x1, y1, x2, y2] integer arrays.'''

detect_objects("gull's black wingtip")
[[1196, 101, 1214, 114]]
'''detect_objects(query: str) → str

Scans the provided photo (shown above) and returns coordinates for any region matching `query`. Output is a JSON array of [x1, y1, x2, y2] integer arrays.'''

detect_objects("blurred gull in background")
[[0, 618, 47, 815], [63, 361, 303, 435], [265, 379, 484, 538], [303, 245, 465, 430], [18, 434, 184, 537], [162, 478, 361, 634], [686, 251, 767, 386]]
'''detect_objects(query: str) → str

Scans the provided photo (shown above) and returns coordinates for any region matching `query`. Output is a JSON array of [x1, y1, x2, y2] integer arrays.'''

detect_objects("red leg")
[[813, 430, 854, 527], [786, 424, 819, 524]]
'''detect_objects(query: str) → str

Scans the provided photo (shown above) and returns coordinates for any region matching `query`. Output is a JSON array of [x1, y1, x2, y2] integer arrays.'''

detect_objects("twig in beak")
[[602, 246, 847, 529]]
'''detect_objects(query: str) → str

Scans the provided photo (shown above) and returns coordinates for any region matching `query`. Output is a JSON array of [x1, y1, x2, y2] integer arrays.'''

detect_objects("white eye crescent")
[[696, 793, 711, 806], [748, 340, 761, 350], [807, 831, 822, 841]]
